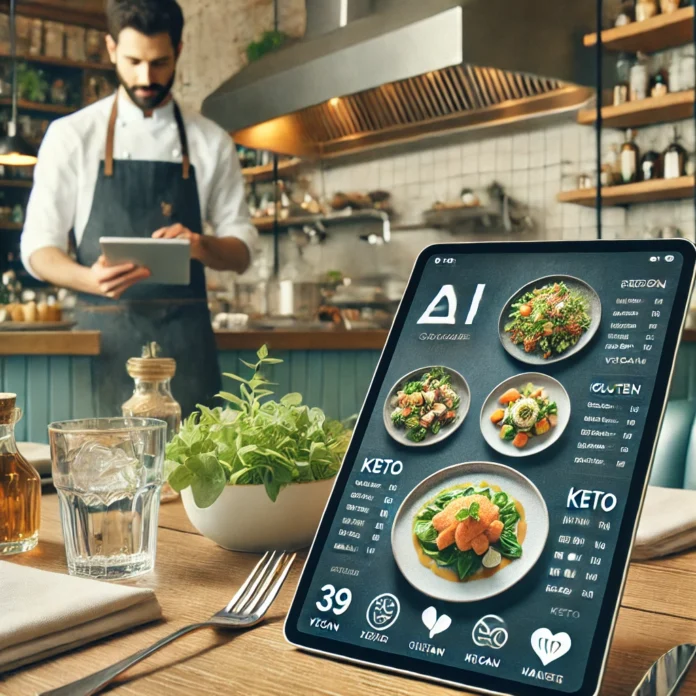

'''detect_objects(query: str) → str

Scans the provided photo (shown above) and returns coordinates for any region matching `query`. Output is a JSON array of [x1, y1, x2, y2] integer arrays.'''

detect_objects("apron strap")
[[104, 95, 190, 180]]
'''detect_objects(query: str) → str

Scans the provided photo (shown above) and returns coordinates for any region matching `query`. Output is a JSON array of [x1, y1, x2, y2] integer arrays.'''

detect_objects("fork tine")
[[224, 551, 273, 613], [244, 552, 296, 617], [237, 552, 288, 615]]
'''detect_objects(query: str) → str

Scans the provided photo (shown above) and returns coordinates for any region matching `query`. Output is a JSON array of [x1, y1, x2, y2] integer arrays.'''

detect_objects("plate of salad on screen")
[[499, 275, 601, 364], [383, 366, 470, 447]]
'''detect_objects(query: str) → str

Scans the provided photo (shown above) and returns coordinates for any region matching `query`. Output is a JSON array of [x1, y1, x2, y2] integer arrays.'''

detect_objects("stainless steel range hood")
[[202, 0, 597, 159]]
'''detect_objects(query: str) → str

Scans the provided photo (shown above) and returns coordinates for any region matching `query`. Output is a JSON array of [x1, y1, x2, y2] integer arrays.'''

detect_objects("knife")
[[633, 644, 696, 696]]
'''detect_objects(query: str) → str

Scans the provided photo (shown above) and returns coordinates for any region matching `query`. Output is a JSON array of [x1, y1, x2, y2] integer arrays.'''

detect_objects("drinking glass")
[[48, 417, 167, 580]]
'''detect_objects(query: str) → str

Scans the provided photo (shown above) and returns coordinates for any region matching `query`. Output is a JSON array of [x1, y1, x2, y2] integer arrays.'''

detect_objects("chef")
[[20, 0, 256, 418]]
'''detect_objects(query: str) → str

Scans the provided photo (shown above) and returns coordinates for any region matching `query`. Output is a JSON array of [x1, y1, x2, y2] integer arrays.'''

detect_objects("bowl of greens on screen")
[[164, 345, 351, 552], [384, 366, 470, 447], [392, 461, 549, 603], [499, 275, 601, 364]]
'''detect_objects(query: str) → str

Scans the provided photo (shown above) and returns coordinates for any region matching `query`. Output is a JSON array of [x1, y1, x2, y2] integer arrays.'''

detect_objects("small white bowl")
[[181, 477, 335, 552]]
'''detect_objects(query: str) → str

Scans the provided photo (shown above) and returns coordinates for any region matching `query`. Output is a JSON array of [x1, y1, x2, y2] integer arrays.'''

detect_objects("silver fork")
[[39, 551, 297, 696]]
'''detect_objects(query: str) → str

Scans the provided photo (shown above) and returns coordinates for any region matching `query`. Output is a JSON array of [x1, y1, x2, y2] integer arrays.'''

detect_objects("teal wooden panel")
[[49, 356, 72, 426], [71, 357, 95, 419], [355, 350, 380, 413], [670, 347, 691, 400], [289, 350, 308, 400], [305, 351, 323, 411], [5, 356, 27, 441], [338, 350, 357, 420], [321, 352, 341, 420], [270, 350, 291, 399], [26, 356, 49, 442]]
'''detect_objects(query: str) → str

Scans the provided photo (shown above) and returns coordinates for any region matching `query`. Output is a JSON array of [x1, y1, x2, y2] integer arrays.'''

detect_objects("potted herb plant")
[[165, 345, 351, 552]]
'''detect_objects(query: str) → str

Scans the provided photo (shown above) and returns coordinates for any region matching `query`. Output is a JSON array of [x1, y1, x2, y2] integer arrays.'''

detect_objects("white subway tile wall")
[[250, 112, 695, 281]]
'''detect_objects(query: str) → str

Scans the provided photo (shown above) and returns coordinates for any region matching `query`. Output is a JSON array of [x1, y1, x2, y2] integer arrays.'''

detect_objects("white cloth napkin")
[[633, 486, 696, 560], [0, 562, 162, 673]]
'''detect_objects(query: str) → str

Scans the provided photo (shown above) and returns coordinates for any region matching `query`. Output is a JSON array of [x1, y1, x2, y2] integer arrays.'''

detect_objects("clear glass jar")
[[122, 357, 181, 502], [0, 393, 40, 555]]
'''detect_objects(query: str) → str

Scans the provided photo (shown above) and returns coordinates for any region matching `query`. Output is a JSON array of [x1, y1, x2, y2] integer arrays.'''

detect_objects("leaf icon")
[[422, 606, 437, 632], [430, 613, 452, 639]]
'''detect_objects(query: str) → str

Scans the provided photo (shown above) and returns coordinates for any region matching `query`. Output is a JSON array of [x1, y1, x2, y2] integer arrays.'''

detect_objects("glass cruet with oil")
[[0, 393, 41, 555]]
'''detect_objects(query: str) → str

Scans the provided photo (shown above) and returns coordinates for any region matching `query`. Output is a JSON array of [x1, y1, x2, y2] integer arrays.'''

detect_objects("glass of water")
[[48, 418, 167, 580]]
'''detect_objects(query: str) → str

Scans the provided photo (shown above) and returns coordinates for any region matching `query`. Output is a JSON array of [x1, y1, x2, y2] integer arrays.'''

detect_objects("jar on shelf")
[[85, 29, 102, 62], [43, 21, 65, 59], [635, 0, 659, 21], [65, 25, 86, 63], [630, 53, 649, 101], [29, 19, 42, 56], [661, 0, 681, 12], [122, 343, 181, 503]]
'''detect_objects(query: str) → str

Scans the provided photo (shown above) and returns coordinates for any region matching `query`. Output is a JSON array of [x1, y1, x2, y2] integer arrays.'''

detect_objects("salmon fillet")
[[436, 523, 458, 550], [453, 499, 500, 551], [485, 520, 504, 543], [470, 533, 490, 556], [432, 494, 495, 532]]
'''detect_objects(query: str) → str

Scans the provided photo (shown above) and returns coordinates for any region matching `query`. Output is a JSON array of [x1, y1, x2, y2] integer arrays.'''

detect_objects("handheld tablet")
[[285, 239, 696, 696], [100, 237, 191, 285]]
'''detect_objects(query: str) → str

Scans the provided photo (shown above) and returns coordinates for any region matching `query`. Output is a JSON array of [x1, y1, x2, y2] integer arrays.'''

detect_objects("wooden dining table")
[[2, 492, 696, 696]]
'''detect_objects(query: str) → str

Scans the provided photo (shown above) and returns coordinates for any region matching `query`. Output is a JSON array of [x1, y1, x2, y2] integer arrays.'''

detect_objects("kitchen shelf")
[[583, 6, 694, 53], [557, 176, 695, 207], [0, 51, 114, 72], [242, 158, 301, 183], [422, 205, 501, 229], [0, 99, 76, 115], [0, 221, 23, 231], [0, 179, 32, 189], [578, 90, 695, 128], [253, 209, 390, 232]]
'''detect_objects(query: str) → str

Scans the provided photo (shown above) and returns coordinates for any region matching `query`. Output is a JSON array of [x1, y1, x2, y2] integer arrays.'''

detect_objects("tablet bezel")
[[100, 237, 191, 286], [284, 239, 696, 696]]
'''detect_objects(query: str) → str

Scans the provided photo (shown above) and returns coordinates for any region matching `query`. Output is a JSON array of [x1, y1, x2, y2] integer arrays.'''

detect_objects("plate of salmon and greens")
[[480, 373, 571, 458], [499, 275, 601, 364], [383, 366, 470, 447], [391, 462, 549, 602]]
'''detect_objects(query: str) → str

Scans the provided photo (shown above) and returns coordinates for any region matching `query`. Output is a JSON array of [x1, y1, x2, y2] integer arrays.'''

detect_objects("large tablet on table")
[[285, 240, 696, 696], [100, 237, 190, 285]]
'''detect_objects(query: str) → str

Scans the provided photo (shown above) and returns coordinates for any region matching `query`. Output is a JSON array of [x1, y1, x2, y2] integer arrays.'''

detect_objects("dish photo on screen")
[[499, 275, 601, 364], [391, 461, 549, 603], [480, 372, 571, 458], [383, 366, 470, 447]]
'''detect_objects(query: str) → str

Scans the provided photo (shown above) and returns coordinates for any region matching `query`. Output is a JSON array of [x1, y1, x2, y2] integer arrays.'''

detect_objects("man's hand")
[[91, 255, 150, 299], [152, 223, 202, 260]]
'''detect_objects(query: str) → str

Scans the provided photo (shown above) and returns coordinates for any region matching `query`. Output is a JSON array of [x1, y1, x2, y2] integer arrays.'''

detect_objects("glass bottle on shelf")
[[661, 0, 681, 11], [601, 145, 620, 186], [650, 55, 670, 98], [630, 52, 649, 101], [635, 0, 659, 21], [640, 149, 662, 180], [0, 393, 40, 555], [620, 129, 640, 184], [614, 53, 632, 105], [663, 128, 687, 179], [122, 343, 182, 503]]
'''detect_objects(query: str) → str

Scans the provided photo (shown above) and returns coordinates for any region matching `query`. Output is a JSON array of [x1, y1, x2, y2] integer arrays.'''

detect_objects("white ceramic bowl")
[[181, 477, 335, 552]]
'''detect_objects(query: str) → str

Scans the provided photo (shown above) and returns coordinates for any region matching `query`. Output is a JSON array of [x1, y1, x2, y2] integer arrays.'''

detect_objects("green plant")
[[165, 345, 351, 507], [17, 64, 48, 103], [246, 30, 288, 62]]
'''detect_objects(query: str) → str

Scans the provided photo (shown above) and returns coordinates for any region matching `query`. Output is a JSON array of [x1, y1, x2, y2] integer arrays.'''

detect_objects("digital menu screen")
[[286, 241, 695, 696]]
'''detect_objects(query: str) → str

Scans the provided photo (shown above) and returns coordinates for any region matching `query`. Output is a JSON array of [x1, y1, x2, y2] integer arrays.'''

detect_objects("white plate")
[[391, 461, 549, 603], [383, 366, 470, 448], [480, 372, 571, 458], [498, 274, 602, 364]]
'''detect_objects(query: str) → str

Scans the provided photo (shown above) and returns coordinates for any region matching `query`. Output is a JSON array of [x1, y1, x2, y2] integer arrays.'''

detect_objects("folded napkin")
[[16, 442, 52, 477], [633, 486, 696, 560], [0, 562, 162, 673]]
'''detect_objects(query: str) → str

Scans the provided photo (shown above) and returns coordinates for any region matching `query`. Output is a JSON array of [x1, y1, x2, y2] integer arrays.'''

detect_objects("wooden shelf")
[[558, 177, 695, 207], [0, 221, 23, 230], [584, 6, 694, 53], [0, 99, 76, 115], [252, 209, 389, 232], [0, 51, 114, 72], [0, 179, 32, 189], [242, 158, 301, 183], [578, 90, 694, 128]]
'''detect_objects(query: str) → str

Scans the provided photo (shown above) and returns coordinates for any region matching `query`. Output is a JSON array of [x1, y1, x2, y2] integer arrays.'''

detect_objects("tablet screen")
[[285, 240, 695, 696]]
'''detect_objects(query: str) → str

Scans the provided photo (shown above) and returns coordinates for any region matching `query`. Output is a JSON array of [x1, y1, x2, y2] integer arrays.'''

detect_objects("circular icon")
[[435, 258, 441, 264], [366, 593, 400, 631], [650, 256, 658, 262], [472, 614, 509, 649], [666, 255, 675, 262]]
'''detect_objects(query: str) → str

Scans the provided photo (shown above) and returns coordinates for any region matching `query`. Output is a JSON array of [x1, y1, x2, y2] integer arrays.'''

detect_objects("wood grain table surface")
[[2, 493, 696, 696]]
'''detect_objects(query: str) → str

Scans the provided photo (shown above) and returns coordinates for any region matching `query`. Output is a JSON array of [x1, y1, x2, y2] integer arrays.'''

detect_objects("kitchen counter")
[[0, 330, 100, 356]]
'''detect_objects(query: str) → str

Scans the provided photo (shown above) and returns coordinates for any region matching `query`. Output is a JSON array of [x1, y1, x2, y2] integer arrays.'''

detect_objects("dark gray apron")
[[74, 96, 221, 418]]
